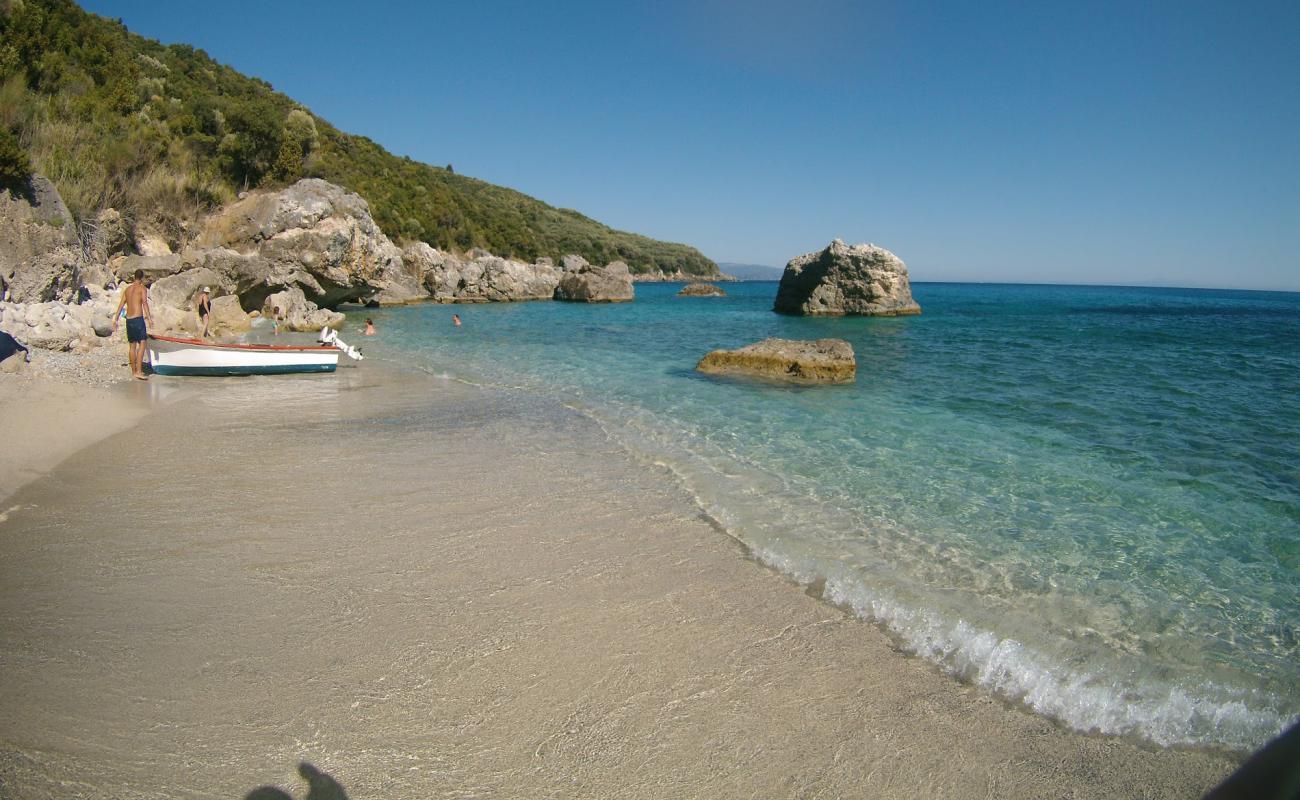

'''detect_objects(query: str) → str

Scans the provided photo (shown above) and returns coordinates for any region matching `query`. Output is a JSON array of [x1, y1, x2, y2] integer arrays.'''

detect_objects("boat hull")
[[146, 335, 340, 376]]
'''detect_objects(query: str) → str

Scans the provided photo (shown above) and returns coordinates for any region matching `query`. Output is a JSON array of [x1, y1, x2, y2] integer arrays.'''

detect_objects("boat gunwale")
[[148, 334, 341, 353]]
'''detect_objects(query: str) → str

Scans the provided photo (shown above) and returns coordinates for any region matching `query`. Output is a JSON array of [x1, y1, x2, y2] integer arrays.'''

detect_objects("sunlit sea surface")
[[352, 281, 1299, 751]]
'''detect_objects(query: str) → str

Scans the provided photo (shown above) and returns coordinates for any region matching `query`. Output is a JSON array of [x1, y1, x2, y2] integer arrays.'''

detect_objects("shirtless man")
[[112, 269, 153, 380]]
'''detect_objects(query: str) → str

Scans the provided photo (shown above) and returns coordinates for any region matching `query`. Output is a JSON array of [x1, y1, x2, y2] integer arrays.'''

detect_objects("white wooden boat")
[[146, 334, 345, 376]]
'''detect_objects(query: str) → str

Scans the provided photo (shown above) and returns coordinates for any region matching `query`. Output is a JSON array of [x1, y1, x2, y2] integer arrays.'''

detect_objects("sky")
[[81, 0, 1299, 290]]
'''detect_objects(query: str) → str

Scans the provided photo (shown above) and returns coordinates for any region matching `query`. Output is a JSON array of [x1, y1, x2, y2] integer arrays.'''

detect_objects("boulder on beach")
[[207, 295, 253, 337], [695, 338, 856, 384], [110, 253, 184, 283], [0, 175, 83, 304], [678, 282, 726, 297], [554, 258, 634, 303], [262, 286, 345, 332], [773, 239, 920, 317], [196, 178, 408, 310], [0, 296, 116, 351]]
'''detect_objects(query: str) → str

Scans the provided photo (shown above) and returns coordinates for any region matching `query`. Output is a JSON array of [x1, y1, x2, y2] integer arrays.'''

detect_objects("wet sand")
[[0, 364, 150, 504], [0, 361, 1240, 798]]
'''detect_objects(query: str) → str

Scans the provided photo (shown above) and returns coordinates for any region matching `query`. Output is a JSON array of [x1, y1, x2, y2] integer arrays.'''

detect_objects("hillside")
[[718, 262, 784, 281], [0, 0, 717, 275]]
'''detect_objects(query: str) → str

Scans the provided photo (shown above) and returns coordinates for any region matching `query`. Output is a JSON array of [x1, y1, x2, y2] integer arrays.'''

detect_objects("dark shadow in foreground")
[[1204, 720, 1300, 800], [245, 762, 348, 800]]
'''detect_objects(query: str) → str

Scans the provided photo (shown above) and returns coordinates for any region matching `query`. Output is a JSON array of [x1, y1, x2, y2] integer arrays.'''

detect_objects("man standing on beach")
[[112, 269, 153, 380]]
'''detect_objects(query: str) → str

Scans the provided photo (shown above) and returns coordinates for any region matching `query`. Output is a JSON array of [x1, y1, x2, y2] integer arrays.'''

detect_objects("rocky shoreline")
[[1, 177, 650, 356], [0, 340, 130, 388]]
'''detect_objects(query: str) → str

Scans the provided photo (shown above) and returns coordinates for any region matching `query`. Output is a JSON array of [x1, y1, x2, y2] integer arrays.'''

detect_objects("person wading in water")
[[112, 269, 154, 380]]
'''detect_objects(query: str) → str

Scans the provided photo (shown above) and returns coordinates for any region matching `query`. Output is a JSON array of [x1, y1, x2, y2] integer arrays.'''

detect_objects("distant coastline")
[[716, 262, 784, 281]]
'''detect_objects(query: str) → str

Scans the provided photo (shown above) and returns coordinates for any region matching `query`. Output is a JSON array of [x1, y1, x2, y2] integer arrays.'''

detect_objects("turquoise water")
[[356, 282, 1299, 751]]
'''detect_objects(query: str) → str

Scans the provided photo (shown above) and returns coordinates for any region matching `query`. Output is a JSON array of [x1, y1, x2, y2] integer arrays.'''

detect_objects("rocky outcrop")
[[262, 286, 345, 332], [111, 253, 184, 283], [695, 338, 856, 384], [196, 178, 408, 311], [413, 243, 560, 303], [85, 207, 133, 264], [1, 176, 83, 304], [0, 285, 119, 351], [678, 282, 726, 297], [207, 295, 253, 337], [773, 239, 920, 317], [554, 257, 634, 302]]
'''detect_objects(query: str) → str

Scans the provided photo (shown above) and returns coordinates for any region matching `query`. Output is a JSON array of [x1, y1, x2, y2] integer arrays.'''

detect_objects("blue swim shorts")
[[126, 316, 147, 343]]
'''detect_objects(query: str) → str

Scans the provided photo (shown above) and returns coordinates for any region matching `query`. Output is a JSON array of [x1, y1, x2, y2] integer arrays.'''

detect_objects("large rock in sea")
[[554, 257, 634, 302], [773, 239, 920, 316], [412, 243, 560, 303], [696, 338, 856, 384]]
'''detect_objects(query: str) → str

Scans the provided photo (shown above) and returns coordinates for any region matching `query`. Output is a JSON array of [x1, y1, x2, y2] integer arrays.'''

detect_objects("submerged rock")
[[678, 282, 726, 297], [695, 338, 856, 384], [554, 258, 634, 303], [773, 239, 920, 317]]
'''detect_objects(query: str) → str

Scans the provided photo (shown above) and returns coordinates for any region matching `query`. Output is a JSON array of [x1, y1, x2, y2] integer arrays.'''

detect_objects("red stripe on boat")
[[148, 334, 339, 352]]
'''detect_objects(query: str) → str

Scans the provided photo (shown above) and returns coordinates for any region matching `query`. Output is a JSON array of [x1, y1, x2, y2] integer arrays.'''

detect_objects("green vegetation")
[[0, 0, 717, 275], [0, 126, 31, 193]]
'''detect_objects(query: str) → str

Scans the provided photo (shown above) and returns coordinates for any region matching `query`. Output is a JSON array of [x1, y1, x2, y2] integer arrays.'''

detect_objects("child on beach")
[[364, 319, 376, 336]]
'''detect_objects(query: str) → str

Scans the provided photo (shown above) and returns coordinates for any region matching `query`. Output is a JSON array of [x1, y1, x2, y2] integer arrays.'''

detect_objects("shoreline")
[[0, 346, 155, 504], [0, 353, 1244, 797]]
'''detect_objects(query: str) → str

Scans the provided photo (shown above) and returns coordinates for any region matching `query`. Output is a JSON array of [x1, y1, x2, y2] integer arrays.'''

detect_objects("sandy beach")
[[0, 356, 1242, 798]]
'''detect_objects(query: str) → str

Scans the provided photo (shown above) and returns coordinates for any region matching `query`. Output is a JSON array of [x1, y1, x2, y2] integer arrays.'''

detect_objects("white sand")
[[0, 362, 1241, 798], [0, 362, 153, 503]]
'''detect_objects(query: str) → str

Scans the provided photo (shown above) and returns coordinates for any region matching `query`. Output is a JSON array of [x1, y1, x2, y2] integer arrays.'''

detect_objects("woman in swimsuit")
[[196, 287, 212, 338]]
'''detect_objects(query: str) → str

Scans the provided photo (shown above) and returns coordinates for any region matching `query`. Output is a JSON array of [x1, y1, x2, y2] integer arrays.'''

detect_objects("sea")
[[353, 281, 1299, 752]]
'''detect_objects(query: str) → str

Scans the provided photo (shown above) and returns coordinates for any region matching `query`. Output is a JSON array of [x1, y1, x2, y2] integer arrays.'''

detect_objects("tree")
[[271, 135, 303, 183], [219, 99, 284, 187]]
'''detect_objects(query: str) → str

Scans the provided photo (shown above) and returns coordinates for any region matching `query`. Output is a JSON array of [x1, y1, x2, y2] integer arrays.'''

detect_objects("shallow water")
[[357, 281, 1300, 750], [0, 366, 1240, 797]]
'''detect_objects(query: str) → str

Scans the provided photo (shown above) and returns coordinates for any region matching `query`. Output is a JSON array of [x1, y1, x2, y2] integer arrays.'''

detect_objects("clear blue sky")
[[82, 0, 1299, 290]]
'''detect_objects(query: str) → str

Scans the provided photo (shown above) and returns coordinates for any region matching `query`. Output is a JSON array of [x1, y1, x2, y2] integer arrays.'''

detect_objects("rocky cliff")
[[1, 175, 653, 351], [554, 257, 634, 303], [0, 176, 83, 304], [410, 245, 561, 303], [773, 240, 921, 317]]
